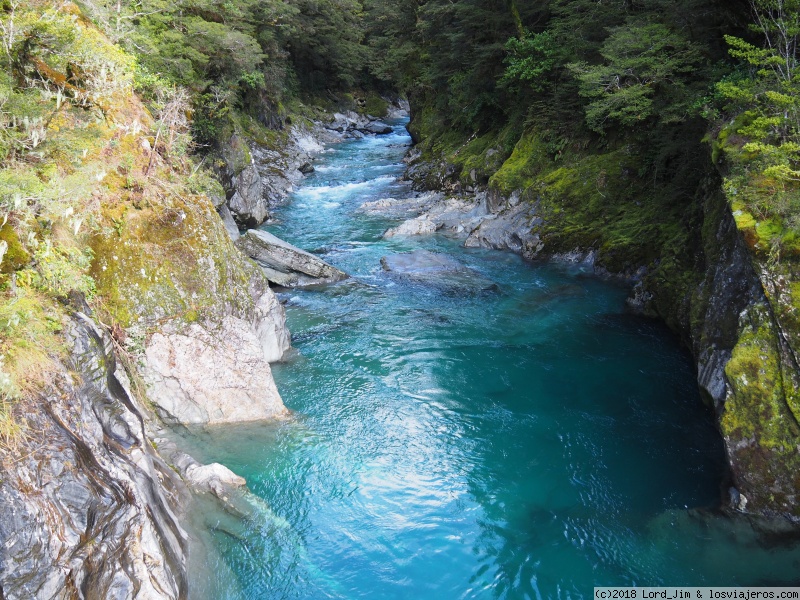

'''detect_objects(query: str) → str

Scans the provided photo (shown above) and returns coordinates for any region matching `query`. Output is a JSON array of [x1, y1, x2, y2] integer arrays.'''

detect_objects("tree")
[[715, 0, 800, 184], [283, 0, 366, 91], [569, 21, 704, 132], [502, 30, 559, 93]]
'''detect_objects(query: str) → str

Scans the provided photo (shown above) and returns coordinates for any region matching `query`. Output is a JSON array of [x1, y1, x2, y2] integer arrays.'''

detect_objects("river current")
[[184, 120, 800, 598]]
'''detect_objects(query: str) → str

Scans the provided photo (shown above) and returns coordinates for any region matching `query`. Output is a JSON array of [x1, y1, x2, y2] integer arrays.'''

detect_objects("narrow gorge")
[[2, 0, 800, 597], [176, 117, 800, 597]]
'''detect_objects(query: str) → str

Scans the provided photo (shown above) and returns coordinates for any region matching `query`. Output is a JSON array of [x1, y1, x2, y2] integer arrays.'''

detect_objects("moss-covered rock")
[[360, 92, 389, 118], [91, 191, 262, 329], [723, 301, 800, 516], [0, 224, 31, 274]]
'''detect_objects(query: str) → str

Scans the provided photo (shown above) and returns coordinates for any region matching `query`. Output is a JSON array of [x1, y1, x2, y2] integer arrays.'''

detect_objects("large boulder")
[[325, 111, 393, 138], [236, 229, 348, 286], [358, 121, 393, 135], [144, 315, 288, 425], [228, 164, 268, 228], [384, 216, 441, 237], [380, 250, 498, 294], [359, 192, 443, 218]]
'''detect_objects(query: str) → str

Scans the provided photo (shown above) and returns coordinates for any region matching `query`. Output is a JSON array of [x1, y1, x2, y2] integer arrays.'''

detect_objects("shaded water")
[[184, 121, 800, 598]]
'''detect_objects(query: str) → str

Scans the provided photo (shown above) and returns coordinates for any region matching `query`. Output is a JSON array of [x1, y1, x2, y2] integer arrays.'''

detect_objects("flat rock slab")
[[380, 250, 498, 294], [358, 192, 442, 217], [236, 229, 348, 287]]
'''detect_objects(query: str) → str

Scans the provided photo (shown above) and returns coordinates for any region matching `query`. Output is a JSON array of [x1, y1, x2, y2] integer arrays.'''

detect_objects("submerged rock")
[[236, 229, 348, 287], [380, 250, 498, 293], [185, 462, 247, 500]]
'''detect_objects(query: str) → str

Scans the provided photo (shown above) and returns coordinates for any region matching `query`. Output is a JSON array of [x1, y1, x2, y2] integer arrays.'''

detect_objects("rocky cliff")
[[0, 307, 189, 599], [0, 3, 304, 593]]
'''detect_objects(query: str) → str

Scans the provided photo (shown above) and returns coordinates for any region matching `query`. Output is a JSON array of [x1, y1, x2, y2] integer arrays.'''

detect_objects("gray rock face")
[[464, 197, 543, 257], [386, 98, 410, 119], [692, 201, 764, 408], [0, 313, 189, 600], [217, 204, 240, 240], [140, 249, 291, 426], [142, 273, 290, 426], [228, 165, 268, 228], [236, 229, 348, 287], [380, 250, 498, 293], [218, 125, 328, 229]]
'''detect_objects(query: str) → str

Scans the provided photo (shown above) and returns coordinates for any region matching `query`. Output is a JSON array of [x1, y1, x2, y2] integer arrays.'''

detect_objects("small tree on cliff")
[[718, 0, 800, 177]]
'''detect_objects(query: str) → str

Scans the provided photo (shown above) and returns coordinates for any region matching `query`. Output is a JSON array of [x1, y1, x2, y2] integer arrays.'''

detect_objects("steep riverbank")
[[0, 4, 362, 590], [0, 44, 406, 593], [399, 113, 800, 519]]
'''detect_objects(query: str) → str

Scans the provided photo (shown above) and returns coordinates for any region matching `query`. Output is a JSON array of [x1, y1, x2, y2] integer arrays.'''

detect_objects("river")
[[183, 119, 800, 599]]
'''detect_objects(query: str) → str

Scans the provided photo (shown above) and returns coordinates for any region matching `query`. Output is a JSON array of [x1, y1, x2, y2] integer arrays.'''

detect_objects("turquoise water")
[[185, 121, 800, 598]]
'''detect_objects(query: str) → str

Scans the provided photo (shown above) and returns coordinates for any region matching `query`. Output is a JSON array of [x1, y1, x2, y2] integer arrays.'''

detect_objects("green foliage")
[[361, 92, 388, 117], [710, 0, 800, 257], [285, 0, 366, 91], [502, 30, 558, 92], [362, 0, 418, 89], [1, 1, 134, 107], [569, 22, 705, 132], [0, 223, 30, 274]]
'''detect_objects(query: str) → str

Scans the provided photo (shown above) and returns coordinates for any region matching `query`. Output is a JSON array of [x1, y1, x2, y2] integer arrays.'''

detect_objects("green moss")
[[233, 111, 289, 150], [530, 140, 691, 275], [489, 131, 550, 196], [722, 303, 800, 515], [91, 187, 260, 331], [187, 167, 226, 200], [0, 225, 31, 274], [732, 208, 757, 230], [756, 218, 783, 247], [361, 92, 389, 118]]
